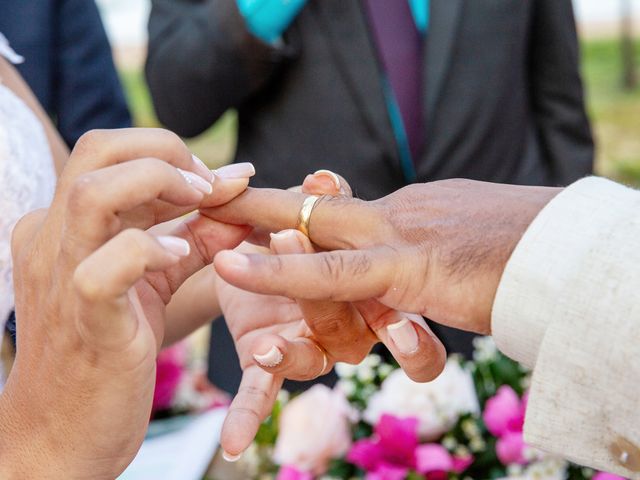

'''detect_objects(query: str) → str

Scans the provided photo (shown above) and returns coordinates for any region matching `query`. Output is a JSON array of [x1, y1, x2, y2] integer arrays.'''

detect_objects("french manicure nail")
[[253, 346, 284, 368], [387, 318, 419, 355], [192, 154, 214, 182], [314, 169, 341, 190], [215, 162, 256, 179], [269, 230, 305, 254], [157, 236, 191, 257], [178, 168, 213, 195], [223, 451, 243, 462]]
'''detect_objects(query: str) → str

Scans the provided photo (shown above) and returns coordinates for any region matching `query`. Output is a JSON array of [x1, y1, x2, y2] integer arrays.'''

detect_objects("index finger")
[[201, 188, 383, 251]]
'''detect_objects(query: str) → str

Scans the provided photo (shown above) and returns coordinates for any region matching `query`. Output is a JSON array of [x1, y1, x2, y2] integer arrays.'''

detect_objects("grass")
[[581, 38, 640, 185], [119, 37, 640, 184]]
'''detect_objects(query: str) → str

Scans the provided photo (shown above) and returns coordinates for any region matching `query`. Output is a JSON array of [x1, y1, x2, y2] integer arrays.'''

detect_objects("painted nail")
[[387, 318, 419, 355], [223, 451, 243, 462], [269, 230, 305, 254], [215, 162, 256, 179], [178, 168, 213, 195], [313, 169, 341, 190], [192, 154, 215, 182], [253, 346, 284, 368], [157, 236, 191, 257]]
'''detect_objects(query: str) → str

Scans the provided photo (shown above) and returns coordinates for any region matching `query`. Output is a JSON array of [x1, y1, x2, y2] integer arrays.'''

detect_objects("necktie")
[[363, 0, 425, 165]]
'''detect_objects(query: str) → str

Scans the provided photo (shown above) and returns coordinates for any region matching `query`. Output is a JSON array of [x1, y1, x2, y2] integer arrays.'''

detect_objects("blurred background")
[[96, 0, 640, 185]]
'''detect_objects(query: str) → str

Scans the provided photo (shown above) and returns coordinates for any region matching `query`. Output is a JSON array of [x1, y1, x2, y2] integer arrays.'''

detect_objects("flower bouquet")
[[241, 338, 625, 480]]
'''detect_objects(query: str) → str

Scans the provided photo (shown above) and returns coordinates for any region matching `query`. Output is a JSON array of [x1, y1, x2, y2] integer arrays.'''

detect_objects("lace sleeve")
[[0, 32, 24, 64]]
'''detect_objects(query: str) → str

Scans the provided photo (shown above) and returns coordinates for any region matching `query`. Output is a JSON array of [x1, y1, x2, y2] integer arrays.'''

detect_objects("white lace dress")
[[0, 33, 57, 384]]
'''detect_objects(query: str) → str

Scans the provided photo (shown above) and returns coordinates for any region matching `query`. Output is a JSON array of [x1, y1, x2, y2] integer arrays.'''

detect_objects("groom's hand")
[[209, 180, 561, 335], [2, 129, 251, 479], [217, 171, 446, 461]]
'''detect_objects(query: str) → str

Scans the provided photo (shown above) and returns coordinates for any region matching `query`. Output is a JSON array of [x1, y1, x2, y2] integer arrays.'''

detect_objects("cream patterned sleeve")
[[492, 177, 640, 478]]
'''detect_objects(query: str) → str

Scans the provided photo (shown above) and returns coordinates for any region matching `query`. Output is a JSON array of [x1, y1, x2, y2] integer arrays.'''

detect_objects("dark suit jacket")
[[146, 0, 594, 392], [0, 0, 132, 147]]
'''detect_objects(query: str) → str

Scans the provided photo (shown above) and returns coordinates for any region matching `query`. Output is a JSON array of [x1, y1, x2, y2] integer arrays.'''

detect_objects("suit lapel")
[[424, 0, 464, 123], [313, 0, 398, 161]]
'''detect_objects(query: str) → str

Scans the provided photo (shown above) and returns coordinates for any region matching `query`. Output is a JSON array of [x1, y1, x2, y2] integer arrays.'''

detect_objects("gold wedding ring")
[[296, 195, 321, 238], [311, 342, 329, 379]]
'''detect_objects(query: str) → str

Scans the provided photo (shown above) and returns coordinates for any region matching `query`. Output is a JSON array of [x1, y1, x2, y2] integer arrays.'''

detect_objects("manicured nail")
[[253, 346, 284, 368], [215, 162, 256, 179], [223, 451, 243, 462], [269, 230, 305, 254], [314, 169, 341, 190], [387, 318, 419, 355], [192, 154, 214, 182], [178, 168, 213, 195], [157, 236, 191, 257]]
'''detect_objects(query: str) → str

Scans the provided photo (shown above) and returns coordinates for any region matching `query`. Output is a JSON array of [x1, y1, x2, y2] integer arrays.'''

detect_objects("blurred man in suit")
[[0, 0, 131, 147], [145, 0, 594, 393]]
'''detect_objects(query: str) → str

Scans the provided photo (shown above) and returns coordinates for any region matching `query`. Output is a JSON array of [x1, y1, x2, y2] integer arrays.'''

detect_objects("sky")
[[96, 0, 639, 47]]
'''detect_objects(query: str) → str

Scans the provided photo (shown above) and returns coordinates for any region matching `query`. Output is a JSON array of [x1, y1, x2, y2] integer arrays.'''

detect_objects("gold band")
[[311, 342, 329, 379], [296, 195, 321, 238]]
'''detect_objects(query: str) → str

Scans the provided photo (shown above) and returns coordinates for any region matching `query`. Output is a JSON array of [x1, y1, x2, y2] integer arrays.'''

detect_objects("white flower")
[[363, 359, 479, 440], [335, 362, 358, 379], [500, 458, 568, 480], [336, 379, 357, 398], [472, 336, 499, 362]]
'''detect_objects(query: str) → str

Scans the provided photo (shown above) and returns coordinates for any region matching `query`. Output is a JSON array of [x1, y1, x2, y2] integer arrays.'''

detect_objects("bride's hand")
[[217, 172, 445, 461], [0, 129, 251, 479]]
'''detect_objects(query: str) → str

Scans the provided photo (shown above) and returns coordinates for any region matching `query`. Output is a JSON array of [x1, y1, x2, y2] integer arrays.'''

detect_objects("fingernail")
[[223, 451, 243, 462], [215, 162, 256, 179], [178, 168, 213, 195], [253, 346, 284, 368], [269, 230, 305, 254], [192, 154, 214, 182], [157, 236, 191, 257], [314, 169, 341, 190], [387, 318, 419, 355]]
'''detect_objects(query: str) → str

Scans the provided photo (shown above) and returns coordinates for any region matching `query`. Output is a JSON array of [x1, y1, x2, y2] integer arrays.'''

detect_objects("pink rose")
[[366, 463, 409, 480], [416, 444, 474, 477], [483, 386, 524, 437], [593, 474, 626, 480], [152, 343, 186, 413], [347, 439, 384, 472], [274, 385, 353, 476], [496, 431, 527, 466], [277, 465, 313, 480], [416, 444, 453, 474]]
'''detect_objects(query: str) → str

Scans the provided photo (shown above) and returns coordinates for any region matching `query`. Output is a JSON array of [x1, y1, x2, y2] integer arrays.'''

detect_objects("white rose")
[[363, 359, 478, 440]]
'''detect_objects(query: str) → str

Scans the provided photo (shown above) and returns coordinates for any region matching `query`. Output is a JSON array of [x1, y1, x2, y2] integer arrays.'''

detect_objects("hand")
[[208, 179, 561, 335], [0, 129, 251, 479], [217, 171, 445, 460]]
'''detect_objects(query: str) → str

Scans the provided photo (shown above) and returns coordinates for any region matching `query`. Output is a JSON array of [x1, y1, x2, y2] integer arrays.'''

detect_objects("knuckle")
[[119, 228, 151, 257], [153, 129, 189, 159], [73, 263, 107, 302], [68, 173, 100, 211], [74, 129, 107, 156]]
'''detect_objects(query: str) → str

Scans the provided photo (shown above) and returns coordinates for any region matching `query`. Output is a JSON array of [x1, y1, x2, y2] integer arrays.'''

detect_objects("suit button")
[[610, 437, 640, 472]]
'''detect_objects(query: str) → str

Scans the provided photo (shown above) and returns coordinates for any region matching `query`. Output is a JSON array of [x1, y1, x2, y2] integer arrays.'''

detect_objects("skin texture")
[[0, 129, 251, 479], [218, 172, 446, 459], [208, 179, 561, 336]]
